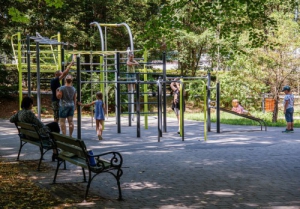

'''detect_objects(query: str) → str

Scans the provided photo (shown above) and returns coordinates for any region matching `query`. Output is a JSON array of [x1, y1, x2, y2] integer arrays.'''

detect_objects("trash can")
[[264, 98, 275, 112]]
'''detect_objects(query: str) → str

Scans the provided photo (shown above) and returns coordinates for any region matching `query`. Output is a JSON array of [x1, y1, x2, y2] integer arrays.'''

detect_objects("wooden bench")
[[14, 122, 57, 170], [50, 132, 124, 201]]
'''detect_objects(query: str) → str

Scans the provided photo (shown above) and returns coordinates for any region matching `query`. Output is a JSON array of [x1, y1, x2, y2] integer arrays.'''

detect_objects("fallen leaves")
[[0, 159, 62, 208]]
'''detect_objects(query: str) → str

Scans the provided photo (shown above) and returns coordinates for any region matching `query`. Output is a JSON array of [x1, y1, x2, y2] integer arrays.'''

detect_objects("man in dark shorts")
[[50, 59, 74, 122]]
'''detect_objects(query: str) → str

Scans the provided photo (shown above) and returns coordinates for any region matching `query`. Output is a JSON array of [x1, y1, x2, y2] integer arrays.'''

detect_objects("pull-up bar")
[[90, 22, 134, 52]]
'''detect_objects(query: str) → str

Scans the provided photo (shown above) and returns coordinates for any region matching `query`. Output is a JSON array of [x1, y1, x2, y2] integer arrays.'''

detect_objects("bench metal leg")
[[116, 169, 124, 200], [52, 160, 63, 184], [82, 167, 87, 182], [37, 147, 44, 171], [17, 140, 27, 160], [84, 171, 92, 201]]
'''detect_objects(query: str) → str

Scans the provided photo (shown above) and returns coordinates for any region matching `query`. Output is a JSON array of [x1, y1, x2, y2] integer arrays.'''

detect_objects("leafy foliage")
[[0, 64, 18, 98]]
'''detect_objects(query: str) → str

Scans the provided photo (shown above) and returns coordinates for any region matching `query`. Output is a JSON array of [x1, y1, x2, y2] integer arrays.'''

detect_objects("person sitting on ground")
[[9, 96, 60, 161], [231, 99, 249, 115]]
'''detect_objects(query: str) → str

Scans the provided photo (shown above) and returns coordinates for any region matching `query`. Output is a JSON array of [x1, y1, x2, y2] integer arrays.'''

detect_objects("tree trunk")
[[272, 94, 279, 123]]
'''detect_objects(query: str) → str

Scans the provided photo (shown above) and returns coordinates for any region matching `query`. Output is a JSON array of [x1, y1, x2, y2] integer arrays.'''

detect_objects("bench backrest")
[[15, 122, 40, 140], [50, 132, 87, 159]]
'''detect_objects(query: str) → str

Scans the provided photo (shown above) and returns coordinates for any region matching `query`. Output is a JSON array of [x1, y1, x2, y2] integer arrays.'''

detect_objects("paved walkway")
[[0, 116, 299, 209]]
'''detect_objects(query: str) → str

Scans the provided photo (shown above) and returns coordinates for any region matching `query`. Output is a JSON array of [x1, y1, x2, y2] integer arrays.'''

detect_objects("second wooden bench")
[[50, 132, 124, 201]]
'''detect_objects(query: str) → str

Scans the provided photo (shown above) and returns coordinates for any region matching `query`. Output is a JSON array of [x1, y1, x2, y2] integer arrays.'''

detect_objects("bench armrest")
[[90, 151, 123, 168]]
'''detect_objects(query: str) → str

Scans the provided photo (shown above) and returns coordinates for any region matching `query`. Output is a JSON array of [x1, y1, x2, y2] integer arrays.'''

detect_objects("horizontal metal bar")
[[79, 70, 116, 73], [121, 112, 158, 115]]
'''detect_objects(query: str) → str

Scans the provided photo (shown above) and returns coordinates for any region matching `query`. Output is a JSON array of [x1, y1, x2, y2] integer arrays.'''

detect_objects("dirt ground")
[[0, 94, 55, 119]]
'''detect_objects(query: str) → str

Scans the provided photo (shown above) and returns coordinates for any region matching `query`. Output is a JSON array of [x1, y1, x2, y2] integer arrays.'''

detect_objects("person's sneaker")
[[290, 129, 294, 133], [282, 129, 291, 133], [98, 135, 103, 140]]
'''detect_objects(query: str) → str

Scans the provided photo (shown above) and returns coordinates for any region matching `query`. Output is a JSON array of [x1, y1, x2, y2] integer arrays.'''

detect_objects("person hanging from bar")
[[170, 78, 185, 134], [126, 51, 139, 92]]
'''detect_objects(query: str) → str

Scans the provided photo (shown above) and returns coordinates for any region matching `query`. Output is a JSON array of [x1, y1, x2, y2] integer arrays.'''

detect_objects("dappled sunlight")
[[3, 153, 19, 158], [76, 201, 96, 207], [202, 159, 224, 166], [0, 147, 14, 150], [204, 189, 236, 196], [124, 181, 165, 190]]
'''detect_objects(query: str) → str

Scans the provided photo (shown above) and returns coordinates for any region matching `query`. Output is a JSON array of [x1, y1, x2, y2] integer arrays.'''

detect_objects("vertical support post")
[[207, 72, 211, 132], [128, 60, 132, 126], [162, 52, 167, 132], [77, 55, 82, 139], [100, 55, 104, 93], [262, 94, 265, 113], [114, 52, 118, 124], [17, 32, 22, 110], [57, 32, 62, 71], [143, 50, 148, 129], [61, 48, 65, 85], [136, 73, 140, 137], [116, 53, 121, 133], [216, 82, 220, 133], [36, 42, 41, 120], [203, 85, 207, 141], [180, 78, 184, 141], [157, 78, 162, 142], [26, 35, 31, 97]]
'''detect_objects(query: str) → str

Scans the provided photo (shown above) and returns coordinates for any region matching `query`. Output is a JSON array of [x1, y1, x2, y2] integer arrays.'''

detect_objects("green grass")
[[167, 111, 300, 127]]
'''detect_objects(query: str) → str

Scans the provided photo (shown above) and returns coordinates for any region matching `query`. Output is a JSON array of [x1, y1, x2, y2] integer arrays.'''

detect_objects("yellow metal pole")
[[100, 56, 104, 93], [18, 32, 22, 109], [57, 32, 61, 71], [143, 50, 148, 129]]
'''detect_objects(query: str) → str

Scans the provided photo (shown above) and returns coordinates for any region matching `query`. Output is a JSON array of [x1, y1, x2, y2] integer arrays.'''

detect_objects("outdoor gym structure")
[[11, 23, 220, 141], [12, 22, 264, 142]]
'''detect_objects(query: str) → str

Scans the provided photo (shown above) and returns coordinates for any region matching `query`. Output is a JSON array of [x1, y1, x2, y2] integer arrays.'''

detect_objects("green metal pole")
[[18, 32, 22, 110], [143, 50, 148, 129], [100, 56, 104, 93]]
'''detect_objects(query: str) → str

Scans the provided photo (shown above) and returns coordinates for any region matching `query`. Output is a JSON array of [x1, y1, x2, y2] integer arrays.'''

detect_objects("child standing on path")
[[282, 85, 294, 133], [78, 92, 106, 140]]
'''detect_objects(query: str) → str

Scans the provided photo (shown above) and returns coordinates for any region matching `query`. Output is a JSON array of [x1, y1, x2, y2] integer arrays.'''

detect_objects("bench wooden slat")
[[58, 155, 88, 168], [16, 122, 36, 131], [50, 133, 81, 146], [56, 141, 85, 158], [19, 129, 40, 140]]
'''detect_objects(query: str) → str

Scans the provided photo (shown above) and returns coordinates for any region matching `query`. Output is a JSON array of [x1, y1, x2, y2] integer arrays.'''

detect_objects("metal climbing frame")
[[156, 74, 214, 142], [11, 32, 64, 112]]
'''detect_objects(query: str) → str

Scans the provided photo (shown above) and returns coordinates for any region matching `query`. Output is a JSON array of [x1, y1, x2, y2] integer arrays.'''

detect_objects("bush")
[[0, 64, 18, 98]]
